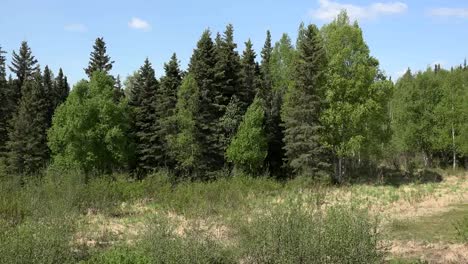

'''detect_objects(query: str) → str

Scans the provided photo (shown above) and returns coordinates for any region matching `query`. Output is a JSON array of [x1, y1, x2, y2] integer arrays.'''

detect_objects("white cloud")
[[310, 0, 408, 22], [64, 23, 87, 32], [428, 8, 468, 18], [128, 17, 151, 31]]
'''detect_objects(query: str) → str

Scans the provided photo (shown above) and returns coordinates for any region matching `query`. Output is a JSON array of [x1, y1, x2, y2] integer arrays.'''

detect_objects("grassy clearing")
[[388, 204, 468, 243], [0, 169, 466, 263]]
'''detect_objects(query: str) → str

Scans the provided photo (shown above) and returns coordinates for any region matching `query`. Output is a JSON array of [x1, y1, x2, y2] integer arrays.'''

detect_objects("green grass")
[[0, 168, 466, 263], [388, 204, 468, 243]]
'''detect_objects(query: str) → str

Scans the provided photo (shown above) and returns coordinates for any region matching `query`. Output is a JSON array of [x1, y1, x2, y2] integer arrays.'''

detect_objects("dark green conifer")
[[53, 68, 69, 108], [188, 30, 221, 174], [9, 41, 39, 111], [8, 70, 49, 174], [239, 39, 260, 112], [129, 59, 159, 175], [155, 53, 182, 167], [84, 37, 114, 78], [282, 24, 329, 177]]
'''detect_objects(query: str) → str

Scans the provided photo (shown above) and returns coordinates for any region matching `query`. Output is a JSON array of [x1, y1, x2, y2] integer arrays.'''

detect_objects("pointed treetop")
[[9, 41, 39, 85], [84, 37, 114, 78], [261, 30, 273, 65]]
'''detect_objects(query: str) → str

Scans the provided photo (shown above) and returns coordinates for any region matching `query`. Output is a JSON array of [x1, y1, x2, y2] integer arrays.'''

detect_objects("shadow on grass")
[[347, 165, 443, 187]]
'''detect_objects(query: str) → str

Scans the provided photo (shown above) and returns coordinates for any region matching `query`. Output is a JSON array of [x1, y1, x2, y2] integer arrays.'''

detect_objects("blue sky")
[[0, 0, 467, 85]]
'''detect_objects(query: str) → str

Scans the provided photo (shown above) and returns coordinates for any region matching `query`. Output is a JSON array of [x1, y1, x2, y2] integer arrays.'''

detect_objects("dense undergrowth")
[[0, 168, 465, 263]]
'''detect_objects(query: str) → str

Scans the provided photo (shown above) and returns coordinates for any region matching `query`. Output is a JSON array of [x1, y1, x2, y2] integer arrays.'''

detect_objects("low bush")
[[239, 197, 384, 264], [142, 216, 235, 264], [0, 217, 77, 264]]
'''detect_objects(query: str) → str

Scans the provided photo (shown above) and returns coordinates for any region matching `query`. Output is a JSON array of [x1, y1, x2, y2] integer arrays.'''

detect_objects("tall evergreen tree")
[[214, 24, 243, 160], [113, 75, 125, 103], [84, 37, 114, 78], [282, 24, 329, 178], [0, 46, 8, 156], [9, 41, 39, 89], [214, 24, 242, 107], [43, 65, 55, 127], [155, 53, 183, 167], [129, 59, 159, 175], [53, 68, 70, 108], [188, 30, 221, 174], [8, 70, 49, 174], [239, 39, 260, 111], [259, 30, 273, 102], [9, 41, 39, 111]]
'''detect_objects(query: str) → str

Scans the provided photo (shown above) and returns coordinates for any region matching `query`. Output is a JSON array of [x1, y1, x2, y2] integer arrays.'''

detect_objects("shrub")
[[142, 216, 235, 263], [0, 217, 76, 264], [240, 198, 384, 264]]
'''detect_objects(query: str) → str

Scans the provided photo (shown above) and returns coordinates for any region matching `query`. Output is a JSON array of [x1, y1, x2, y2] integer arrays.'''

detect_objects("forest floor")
[[76, 171, 468, 263]]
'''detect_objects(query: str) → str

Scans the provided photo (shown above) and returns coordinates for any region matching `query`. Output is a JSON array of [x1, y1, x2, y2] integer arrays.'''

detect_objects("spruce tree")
[[9, 41, 39, 110], [214, 24, 241, 107], [214, 24, 243, 160], [188, 30, 221, 174], [260, 30, 286, 176], [282, 24, 329, 178], [53, 68, 70, 108], [43, 65, 55, 127], [129, 59, 159, 175], [84, 37, 114, 78], [239, 39, 260, 112], [8, 70, 49, 174], [0, 46, 8, 156], [155, 53, 182, 167], [113, 75, 125, 102]]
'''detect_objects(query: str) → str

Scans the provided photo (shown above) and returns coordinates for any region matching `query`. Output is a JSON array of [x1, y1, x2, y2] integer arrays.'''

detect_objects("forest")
[[0, 11, 467, 263]]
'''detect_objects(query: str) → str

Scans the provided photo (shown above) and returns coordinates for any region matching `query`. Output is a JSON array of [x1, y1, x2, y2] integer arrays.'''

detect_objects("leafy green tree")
[[219, 95, 243, 151], [270, 34, 296, 94], [282, 24, 329, 178], [188, 30, 221, 174], [227, 97, 267, 175], [392, 68, 441, 168], [128, 59, 160, 174], [433, 67, 468, 168], [84, 37, 114, 78], [156, 53, 183, 168], [167, 74, 201, 177], [8, 71, 49, 174], [321, 11, 392, 181], [48, 71, 130, 174]]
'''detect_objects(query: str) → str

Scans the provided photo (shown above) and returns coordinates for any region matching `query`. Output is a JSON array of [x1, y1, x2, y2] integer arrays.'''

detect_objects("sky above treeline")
[[0, 0, 467, 85]]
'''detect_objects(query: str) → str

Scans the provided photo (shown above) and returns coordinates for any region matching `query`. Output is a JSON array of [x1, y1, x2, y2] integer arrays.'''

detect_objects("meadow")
[[1, 168, 466, 263]]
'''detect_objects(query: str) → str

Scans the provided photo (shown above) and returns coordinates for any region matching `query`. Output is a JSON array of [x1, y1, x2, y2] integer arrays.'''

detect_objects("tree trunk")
[[452, 123, 457, 170]]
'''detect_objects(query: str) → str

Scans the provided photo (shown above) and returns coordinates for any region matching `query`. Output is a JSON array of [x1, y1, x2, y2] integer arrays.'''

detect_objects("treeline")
[[0, 11, 467, 183]]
